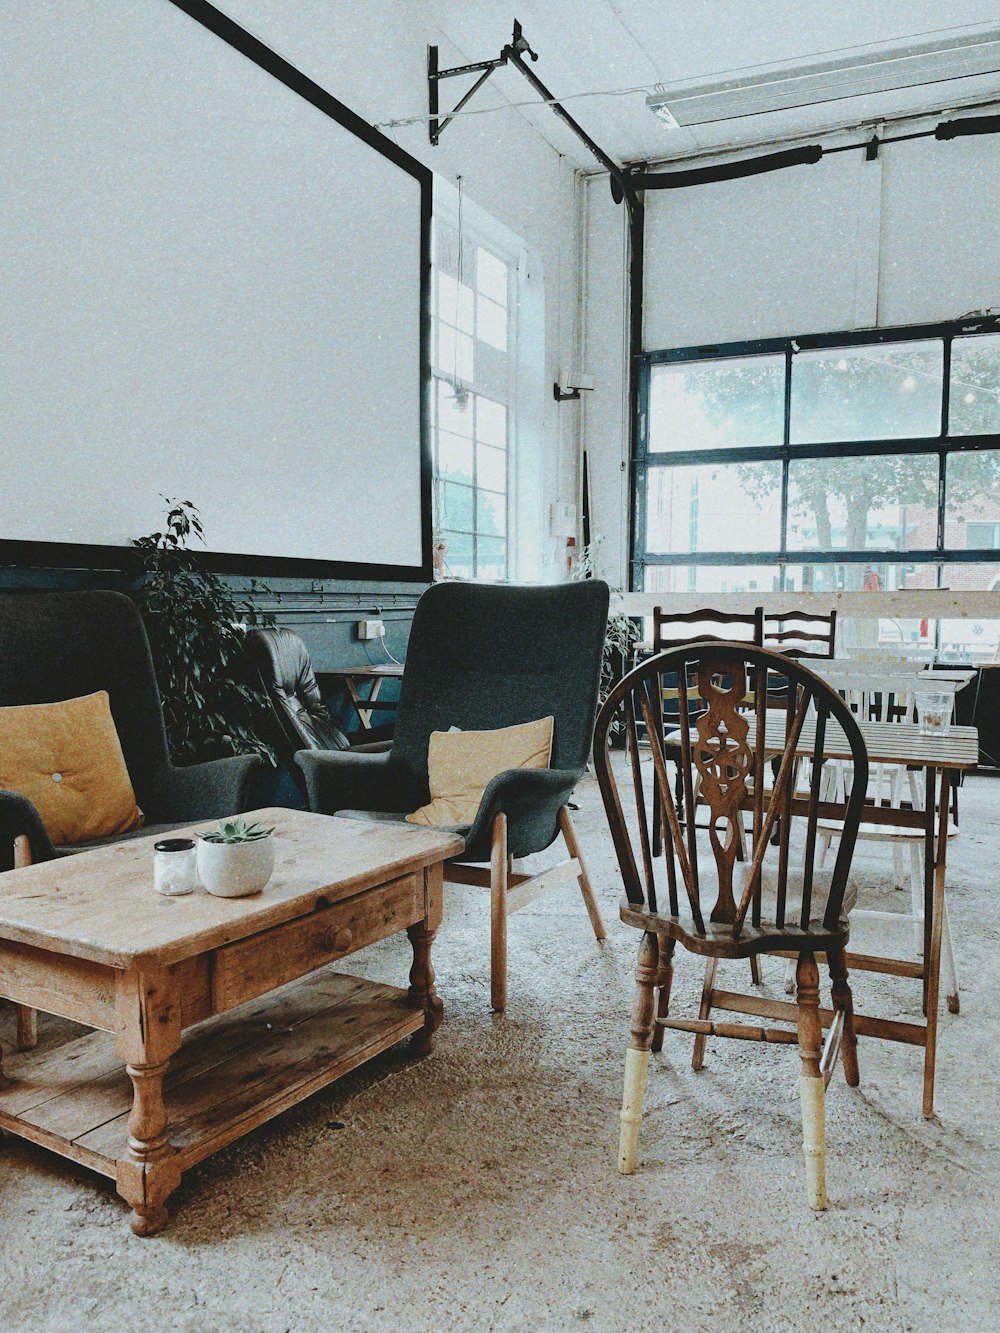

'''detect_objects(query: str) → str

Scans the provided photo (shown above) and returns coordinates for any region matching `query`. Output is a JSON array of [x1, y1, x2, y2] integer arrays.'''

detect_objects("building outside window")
[[634, 322, 1000, 660]]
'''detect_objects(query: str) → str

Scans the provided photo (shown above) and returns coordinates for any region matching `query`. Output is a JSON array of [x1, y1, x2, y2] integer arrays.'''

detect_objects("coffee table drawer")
[[211, 872, 422, 1013]]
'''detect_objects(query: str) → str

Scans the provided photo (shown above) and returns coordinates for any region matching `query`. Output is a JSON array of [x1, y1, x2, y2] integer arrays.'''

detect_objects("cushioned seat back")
[[245, 628, 349, 756], [392, 580, 610, 780], [0, 590, 169, 813]]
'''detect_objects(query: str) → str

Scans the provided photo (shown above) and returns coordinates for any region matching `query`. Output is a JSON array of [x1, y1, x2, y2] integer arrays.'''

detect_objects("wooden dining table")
[[319, 663, 403, 730], [743, 714, 979, 1118]]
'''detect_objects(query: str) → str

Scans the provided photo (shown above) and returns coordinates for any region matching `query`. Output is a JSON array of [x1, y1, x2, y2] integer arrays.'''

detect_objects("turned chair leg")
[[12, 836, 39, 1050], [558, 807, 606, 941], [618, 931, 659, 1174], [796, 951, 827, 1210], [691, 956, 718, 1071], [649, 935, 675, 1054], [828, 944, 860, 1087], [490, 813, 508, 1012]]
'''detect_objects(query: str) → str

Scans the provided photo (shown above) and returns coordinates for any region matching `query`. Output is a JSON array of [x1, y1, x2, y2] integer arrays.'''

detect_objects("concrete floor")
[[1, 764, 998, 1332]]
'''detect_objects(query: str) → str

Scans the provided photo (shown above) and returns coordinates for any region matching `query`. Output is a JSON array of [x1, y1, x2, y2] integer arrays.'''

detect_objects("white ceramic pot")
[[197, 834, 275, 898]]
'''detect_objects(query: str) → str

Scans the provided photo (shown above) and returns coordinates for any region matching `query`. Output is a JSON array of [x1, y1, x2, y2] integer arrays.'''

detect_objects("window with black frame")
[[634, 321, 1000, 661]]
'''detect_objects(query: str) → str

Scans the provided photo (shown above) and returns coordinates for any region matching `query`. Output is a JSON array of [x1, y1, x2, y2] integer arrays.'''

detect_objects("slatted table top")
[[0, 808, 462, 968], [747, 716, 979, 769]]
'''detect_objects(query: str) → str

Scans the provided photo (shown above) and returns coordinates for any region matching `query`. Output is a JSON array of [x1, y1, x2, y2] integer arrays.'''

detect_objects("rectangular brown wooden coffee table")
[[0, 809, 462, 1235]]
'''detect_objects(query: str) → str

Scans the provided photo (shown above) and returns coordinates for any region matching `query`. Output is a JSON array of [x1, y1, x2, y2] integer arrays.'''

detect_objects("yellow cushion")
[[406, 717, 554, 827], [0, 691, 143, 846]]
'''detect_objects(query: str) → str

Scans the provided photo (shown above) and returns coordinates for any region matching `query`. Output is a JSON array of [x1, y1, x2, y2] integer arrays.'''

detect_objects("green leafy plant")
[[131, 498, 275, 766], [199, 817, 274, 844], [572, 535, 640, 735]]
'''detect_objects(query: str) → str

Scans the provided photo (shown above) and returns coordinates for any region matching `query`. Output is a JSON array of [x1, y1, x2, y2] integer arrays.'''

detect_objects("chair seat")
[[620, 864, 855, 959], [335, 809, 471, 862]]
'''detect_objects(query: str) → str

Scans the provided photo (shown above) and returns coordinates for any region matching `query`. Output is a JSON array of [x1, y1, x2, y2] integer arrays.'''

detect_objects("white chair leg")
[[783, 957, 797, 995], [818, 830, 832, 868], [892, 841, 905, 890], [796, 953, 827, 1211], [800, 1073, 828, 1210], [941, 897, 960, 1015], [907, 842, 959, 1013], [909, 843, 924, 956], [618, 932, 658, 1175]]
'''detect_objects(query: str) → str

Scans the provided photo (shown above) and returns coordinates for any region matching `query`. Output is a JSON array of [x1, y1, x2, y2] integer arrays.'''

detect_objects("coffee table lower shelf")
[[0, 969, 424, 1180]]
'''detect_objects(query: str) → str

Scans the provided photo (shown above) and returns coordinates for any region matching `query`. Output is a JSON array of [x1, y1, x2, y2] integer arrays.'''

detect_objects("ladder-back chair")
[[594, 643, 869, 1210], [648, 606, 764, 832], [762, 609, 837, 660]]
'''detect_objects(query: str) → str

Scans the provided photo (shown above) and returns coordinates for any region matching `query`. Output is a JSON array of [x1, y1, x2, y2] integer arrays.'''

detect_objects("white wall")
[[3, 0, 428, 571], [216, 0, 582, 580], [582, 114, 1000, 585]]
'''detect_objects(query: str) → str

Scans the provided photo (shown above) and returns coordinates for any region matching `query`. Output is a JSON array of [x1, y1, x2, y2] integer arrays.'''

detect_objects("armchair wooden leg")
[[796, 952, 827, 1211], [12, 836, 38, 1050], [618, 931, 658, 1175], [490, 813, 508, 1012], [558, 807, 605, 941]]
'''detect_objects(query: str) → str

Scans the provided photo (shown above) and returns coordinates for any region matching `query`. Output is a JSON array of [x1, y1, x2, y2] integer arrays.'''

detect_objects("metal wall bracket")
[[426, 20, 633, 211], [427, 21, 537, 146]]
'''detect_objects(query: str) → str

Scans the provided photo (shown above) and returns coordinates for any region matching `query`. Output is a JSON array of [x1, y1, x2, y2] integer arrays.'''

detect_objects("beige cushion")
[[406, 717, 554, 827], [0, 691, 143, 845]]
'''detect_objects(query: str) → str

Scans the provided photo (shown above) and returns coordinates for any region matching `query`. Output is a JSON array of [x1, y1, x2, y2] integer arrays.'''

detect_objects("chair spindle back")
[[595, 644, 868, 938]]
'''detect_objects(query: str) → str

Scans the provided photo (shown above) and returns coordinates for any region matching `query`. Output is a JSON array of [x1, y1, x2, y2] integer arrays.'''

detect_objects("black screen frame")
[[1, 0, 433, 583]]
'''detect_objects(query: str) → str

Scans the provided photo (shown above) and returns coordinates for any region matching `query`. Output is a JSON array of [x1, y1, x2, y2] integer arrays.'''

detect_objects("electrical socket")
[[357, 619, 386, 640]]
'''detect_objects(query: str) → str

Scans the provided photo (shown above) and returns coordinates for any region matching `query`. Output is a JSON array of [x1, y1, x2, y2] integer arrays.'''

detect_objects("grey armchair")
[[0, 590, 261, 1047], [297, 578, 610, 1010]]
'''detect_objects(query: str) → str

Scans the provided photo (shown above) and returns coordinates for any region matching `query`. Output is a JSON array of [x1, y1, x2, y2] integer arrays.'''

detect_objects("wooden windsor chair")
[[594, 643, 869, 1210]]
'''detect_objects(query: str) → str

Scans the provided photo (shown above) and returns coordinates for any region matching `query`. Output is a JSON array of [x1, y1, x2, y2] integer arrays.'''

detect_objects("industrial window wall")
[[431, 214, 513, 582], [634, 321, 1000, 661]]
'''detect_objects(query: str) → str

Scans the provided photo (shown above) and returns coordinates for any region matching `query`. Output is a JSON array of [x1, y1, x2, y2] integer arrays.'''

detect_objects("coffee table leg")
[[407, 864, 444, 1054], [407, 922, 443, 1054], [114, 967, 182, 1236]]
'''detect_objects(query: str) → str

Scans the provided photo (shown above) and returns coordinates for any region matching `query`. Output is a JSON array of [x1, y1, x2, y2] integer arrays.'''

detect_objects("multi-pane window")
[[431, 219, 511, 581], [635, 322, 1000, 659]]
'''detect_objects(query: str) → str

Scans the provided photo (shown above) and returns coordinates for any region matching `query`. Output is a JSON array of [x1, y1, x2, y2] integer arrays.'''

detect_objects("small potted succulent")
[[196, 817, 275, 898]]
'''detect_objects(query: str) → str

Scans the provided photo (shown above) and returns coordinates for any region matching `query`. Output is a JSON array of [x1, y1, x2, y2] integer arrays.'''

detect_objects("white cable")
[[378, 629, 404, 667], [375, 81, 657, 131]]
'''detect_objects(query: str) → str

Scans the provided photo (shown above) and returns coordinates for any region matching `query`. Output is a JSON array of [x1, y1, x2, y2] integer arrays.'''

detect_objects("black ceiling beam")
[[634, 110, 1000, 191], [632, 143, 822, 189], [935, 112, 1000, 139]]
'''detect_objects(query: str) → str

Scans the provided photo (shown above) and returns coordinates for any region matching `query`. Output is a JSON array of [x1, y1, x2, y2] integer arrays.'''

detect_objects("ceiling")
[[423, 1, 1000, 166]]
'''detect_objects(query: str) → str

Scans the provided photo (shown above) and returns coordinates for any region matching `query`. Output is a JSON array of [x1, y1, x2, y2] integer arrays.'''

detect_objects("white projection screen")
[[1, 0, 431, 578]]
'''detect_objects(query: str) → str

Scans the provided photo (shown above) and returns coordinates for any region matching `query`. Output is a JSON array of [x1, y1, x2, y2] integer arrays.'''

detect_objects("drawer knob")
[[332, 927, 353, 952]]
